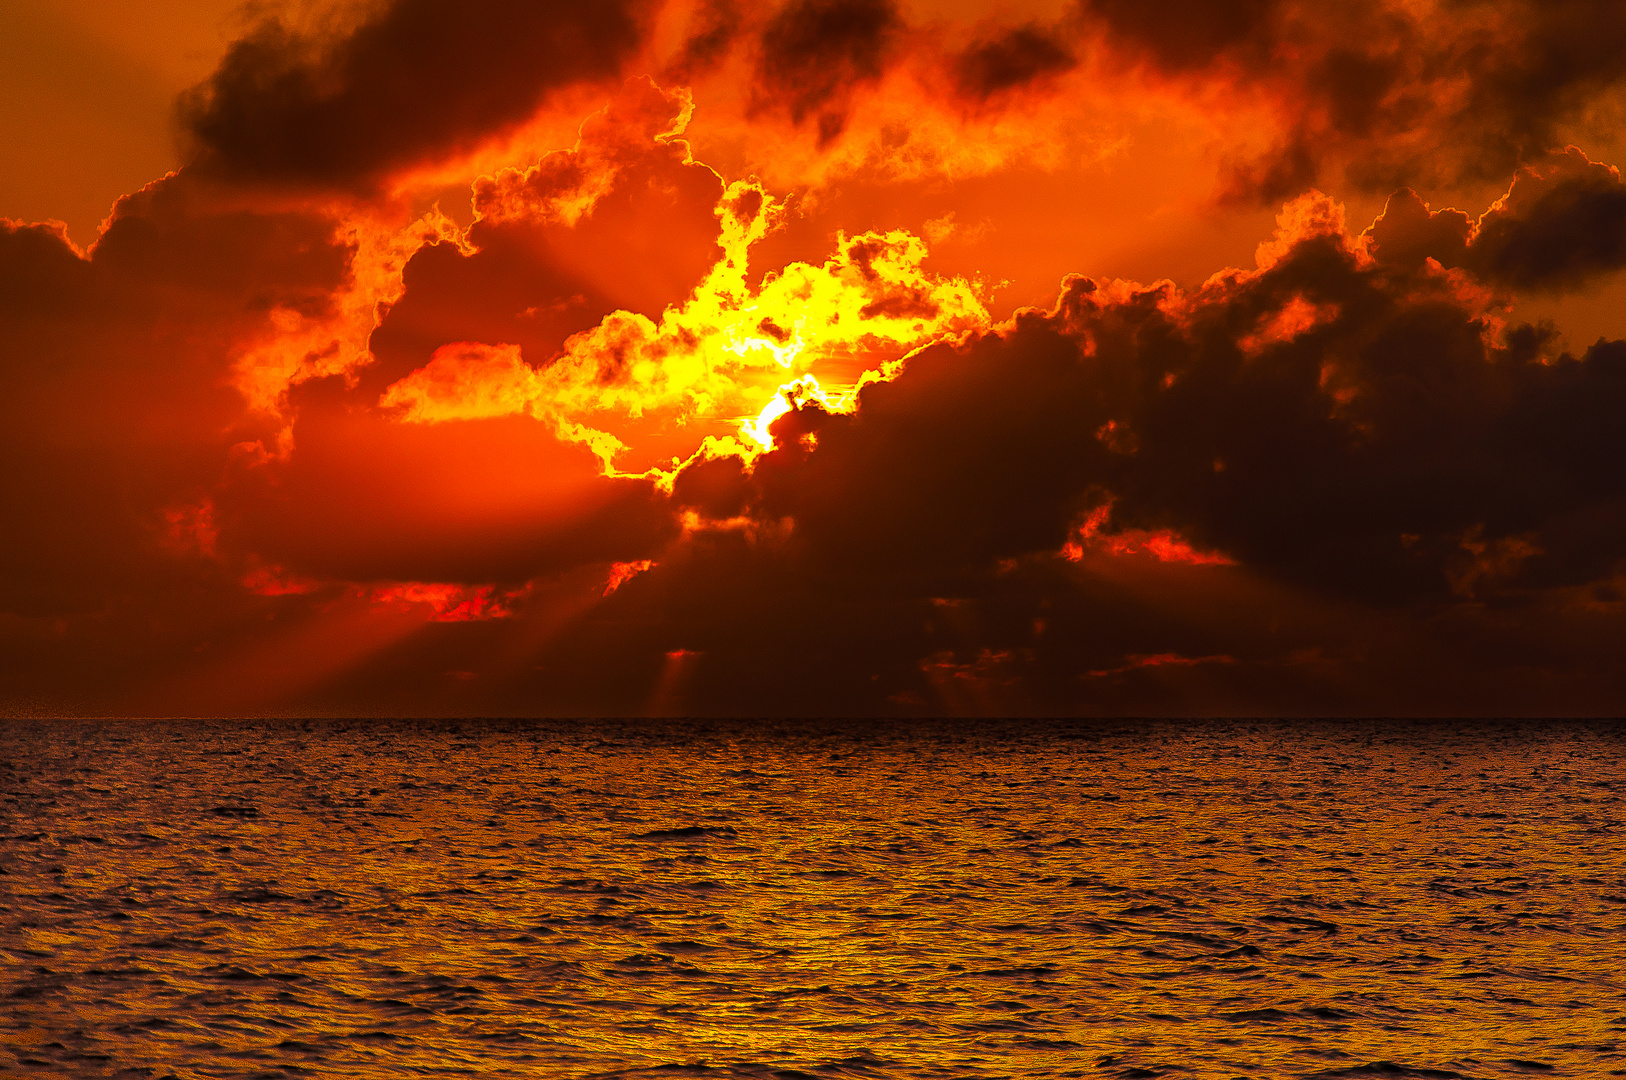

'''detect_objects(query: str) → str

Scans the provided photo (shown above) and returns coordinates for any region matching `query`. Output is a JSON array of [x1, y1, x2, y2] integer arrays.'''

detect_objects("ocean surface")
[[2, 718, 1624, 1080]]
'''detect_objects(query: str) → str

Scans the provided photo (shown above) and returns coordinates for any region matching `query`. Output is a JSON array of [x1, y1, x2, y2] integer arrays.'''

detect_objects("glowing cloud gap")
[[379, 113, 990, 477]]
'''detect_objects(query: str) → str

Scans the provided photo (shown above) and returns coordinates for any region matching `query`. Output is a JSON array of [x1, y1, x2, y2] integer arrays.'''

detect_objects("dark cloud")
[[752, 0, 903, 144], [597, 189, 1626, 714], [1094, 250, 1626, 603], [729, 232, 1626, 609], [1465, 150, 1626, 290], [1079, 0, 1282, 72], [0, 164, 680, 714], [1338, 0, 1626, 191], [182, 0, 1626, 205], [668, 0, 744, 80], [0, 174, 350, 619], [743, 322, 1113, 581], [1362, 188, 1473, 274], [1068, 0, 1626, 201], [0, 221, 90, 320], [640, 0, 1626, 201], [1366, 148, 1626, 290], [179, 0, 650, 188], [952, 23, 1077, 102], [5, 114, 1626, 716], [1452, 0, 1626, 175]]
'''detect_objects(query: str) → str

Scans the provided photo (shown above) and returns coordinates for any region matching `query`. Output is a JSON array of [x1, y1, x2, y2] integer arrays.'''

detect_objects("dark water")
[[3, 719, 1624, 1080]]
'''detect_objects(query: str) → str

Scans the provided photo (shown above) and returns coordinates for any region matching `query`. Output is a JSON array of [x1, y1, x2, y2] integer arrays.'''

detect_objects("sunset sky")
[[4, 0, 1626, 717]]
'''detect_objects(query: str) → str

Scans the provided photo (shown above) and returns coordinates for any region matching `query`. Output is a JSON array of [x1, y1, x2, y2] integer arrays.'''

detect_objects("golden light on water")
[[5, 719, 1625, 1077], [6, 4, 1626, 1072]]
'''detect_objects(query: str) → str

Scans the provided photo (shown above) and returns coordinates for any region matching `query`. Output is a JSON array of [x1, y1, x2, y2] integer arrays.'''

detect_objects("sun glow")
[[739, 374, 833, 452], [379, 211, 989, 475], [372, 87, 990, 475], [205, 76, 992, 496]]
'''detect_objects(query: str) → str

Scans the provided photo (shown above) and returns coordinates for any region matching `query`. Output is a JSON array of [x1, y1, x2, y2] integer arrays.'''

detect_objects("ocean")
[[3, 718, 1623, 1078]]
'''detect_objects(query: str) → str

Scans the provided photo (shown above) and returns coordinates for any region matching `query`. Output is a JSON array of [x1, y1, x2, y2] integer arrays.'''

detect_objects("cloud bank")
[[3, 0, 1624, 716]]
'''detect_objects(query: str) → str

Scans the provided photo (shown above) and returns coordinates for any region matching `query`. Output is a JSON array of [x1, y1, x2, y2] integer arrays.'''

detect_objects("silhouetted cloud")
[[952, 24, 1077, 102], [1367, 148, 1626, 290], [180, 0, 651, 187], [669, 0, 744, 80], [1079, 0, 1282, 72], [1069, 0, 1626, 200], [612, 189, 1626, 711], [0, 173, 349, 618], [679, 198, 1625, 608], [752, 0, 903, 144]]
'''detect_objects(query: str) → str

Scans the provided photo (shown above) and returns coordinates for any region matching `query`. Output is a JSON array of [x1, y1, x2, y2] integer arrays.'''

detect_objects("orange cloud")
[[604, 559, 658, 595], [4, 3, 1626, 719]]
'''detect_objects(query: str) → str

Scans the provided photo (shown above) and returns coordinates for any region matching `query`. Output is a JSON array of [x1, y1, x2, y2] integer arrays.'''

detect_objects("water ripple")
[[1, 718, 1623, 1078]]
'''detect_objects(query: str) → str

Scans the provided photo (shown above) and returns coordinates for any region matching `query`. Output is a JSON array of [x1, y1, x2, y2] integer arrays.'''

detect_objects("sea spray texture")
[[2, 719, 1624, 1078]]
